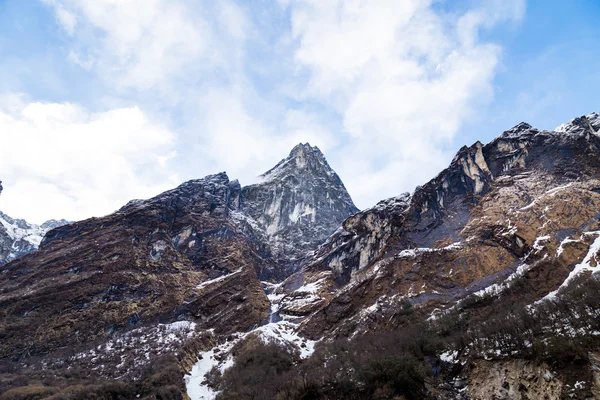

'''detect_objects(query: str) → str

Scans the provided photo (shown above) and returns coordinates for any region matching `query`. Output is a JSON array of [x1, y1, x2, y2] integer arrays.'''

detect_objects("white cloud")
[[281, 0, 525, 208], [67, 50, 94, 70], [43, 0, 246, 91], [0, 96, 179, 223]]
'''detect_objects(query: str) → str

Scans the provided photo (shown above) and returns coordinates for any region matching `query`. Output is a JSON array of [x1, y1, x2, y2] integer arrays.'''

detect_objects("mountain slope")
[[0, 145, 358, 398]]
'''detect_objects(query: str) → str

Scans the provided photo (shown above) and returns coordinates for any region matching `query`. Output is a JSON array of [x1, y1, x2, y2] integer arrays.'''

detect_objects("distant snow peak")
[[0, 211, 70, 265]]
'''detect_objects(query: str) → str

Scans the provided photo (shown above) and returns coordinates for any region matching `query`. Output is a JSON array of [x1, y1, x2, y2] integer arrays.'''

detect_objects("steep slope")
[[0, 173, 271, 396], [240, 143, 359, 277], [278, 112, 600, 339]]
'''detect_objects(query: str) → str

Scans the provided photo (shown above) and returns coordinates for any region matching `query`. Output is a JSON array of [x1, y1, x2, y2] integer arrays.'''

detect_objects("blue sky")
[[0, 0, 598, 223]]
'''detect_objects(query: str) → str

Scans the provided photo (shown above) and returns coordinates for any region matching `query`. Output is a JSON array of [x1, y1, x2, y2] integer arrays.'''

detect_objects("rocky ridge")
[[278, 113, 600, 337]]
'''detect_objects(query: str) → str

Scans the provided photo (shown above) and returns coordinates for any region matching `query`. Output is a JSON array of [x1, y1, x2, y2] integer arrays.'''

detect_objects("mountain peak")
[[555, 112, 600, 136], [498, 122, 535, 139], [241, 143, 358, 276], [260, 143, 332, 181], [289, 142, 324, 158]]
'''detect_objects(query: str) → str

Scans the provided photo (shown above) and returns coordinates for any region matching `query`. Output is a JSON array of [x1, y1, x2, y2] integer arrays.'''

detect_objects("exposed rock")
[[467, 359, 563, 400]]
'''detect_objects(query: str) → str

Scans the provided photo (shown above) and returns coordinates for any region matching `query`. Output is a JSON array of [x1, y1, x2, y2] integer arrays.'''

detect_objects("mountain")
[[240, 143, 359, 277], [0, 145, 358, 399], [282, 112, 600, 338], [3, 112, 600, 400], [0, 182, 70, 265]]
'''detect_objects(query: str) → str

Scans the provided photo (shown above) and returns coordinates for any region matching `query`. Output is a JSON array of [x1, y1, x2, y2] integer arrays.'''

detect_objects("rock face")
[[240, 143, 358, 277]]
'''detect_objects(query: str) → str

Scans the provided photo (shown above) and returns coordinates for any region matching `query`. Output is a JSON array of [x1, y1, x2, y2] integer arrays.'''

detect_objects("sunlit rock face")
[[240, 143, 359, 278]]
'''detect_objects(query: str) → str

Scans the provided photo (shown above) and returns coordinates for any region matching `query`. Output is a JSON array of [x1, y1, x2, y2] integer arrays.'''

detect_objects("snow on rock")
[[555, 112, 600, 136], [254, 321, 318, 359], [196, 268, 244, 290], [556, 236, 581, 257], [440, 350, 459, 364], [186, 299, 319, 400], [396, 242, 463, 259], [239, 143, 359, 274], [541, 231, 600, 302], [65, 321, 200, 381], [186, 337, 239, 400]]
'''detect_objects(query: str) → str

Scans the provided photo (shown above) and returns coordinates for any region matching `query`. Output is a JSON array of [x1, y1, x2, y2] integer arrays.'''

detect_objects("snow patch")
[[541, 232, 600, 302], [196, 268, 243, 290]]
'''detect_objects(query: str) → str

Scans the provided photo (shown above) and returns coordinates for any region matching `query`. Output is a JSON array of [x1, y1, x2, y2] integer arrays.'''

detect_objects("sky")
[[0, 0, 599, 224]]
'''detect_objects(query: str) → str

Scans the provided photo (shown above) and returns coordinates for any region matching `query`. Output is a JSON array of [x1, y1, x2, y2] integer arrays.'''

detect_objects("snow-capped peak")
[[0, 211, 70, 265]]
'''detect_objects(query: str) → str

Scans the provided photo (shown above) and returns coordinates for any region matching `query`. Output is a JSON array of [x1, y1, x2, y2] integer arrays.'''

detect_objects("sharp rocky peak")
[[260, 142, 333, 181], [240, 143, 358, 277], [555, 112, 600, 136]]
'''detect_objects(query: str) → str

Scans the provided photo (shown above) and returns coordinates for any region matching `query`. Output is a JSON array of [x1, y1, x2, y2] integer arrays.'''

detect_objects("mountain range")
[[1, 112, 600, 399]]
